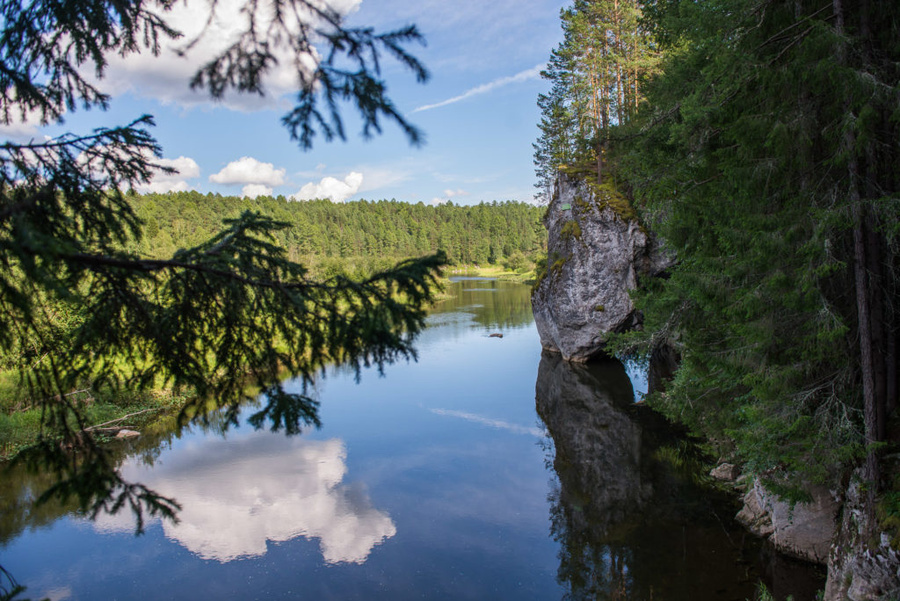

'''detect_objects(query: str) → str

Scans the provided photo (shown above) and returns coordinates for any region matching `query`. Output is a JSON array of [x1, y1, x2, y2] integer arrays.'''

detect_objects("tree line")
[[536, 0, 900, 528], [130, 191, 546, 270]]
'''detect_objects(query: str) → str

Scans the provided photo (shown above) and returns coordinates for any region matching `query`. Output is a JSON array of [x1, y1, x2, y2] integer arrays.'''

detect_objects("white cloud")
[[0, 112, 47, 141], [242, 183, 273, 198], [0, 101, 67, 141], [92, 434, 396, 564], [356, 167, 413, 194], [210, 156, 286, 186], [413, 64, 544, 113], [292, 171, 363, 202], [134, 155, 201, 194], [156, 156, 201, 179], [95, 0, 363, 111]]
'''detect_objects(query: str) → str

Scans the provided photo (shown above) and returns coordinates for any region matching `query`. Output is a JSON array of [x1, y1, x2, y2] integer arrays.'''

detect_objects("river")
[[1, 278, 824, 600]]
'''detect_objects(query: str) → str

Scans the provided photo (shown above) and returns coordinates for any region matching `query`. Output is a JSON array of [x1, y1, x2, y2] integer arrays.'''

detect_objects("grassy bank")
[[0, 379, 190, 460], [444, 264, 537, 284]]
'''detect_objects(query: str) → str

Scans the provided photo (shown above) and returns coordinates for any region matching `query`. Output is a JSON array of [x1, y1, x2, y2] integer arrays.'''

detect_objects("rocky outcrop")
[[710, 462, 740, 482], [736, 479, 839, 564], [824, 476, 900, 601], [733, 473, 900, 598], [531, 172, 671, 362]]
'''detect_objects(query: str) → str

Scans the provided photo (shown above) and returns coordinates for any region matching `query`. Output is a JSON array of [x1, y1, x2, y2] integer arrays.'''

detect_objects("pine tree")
[[533, 0, 659, 194]]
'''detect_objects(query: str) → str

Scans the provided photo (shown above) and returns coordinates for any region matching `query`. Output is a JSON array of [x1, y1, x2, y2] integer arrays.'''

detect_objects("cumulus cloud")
[[92, 434, 396, 564], [413, 64, 544, 113], [292, 171, 363, 202], [242, 183, 273, 198], [73, 147, 199, 193], [210, 156, 286, 186], [88, 0, 364, 111], [0, 100, 68, 141], [134, 156, 201, 194]]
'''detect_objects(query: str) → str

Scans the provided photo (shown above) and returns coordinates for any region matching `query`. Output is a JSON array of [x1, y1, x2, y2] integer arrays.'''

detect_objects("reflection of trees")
[[1, 280, 527, 547], [435, 279, 534, 331], [535, 352, 763, 601]]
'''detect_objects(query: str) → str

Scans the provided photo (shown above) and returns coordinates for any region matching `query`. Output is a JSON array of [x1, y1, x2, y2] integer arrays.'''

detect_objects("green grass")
[[0, 379, 190, 461], [444, 264, 538, 284]]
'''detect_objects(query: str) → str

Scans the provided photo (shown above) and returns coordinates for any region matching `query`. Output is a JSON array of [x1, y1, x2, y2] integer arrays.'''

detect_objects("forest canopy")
[[129, 192, 546, 270]]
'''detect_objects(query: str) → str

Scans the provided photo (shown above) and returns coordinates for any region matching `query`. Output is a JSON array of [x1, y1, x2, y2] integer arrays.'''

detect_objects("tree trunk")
[[836, 0, 880, 531], [854, 203, 880, 492]]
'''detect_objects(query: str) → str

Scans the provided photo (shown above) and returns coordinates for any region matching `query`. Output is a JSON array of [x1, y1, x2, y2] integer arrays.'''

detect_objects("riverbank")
[[444, 264, 537, 284], [0, 380, 190, 460]]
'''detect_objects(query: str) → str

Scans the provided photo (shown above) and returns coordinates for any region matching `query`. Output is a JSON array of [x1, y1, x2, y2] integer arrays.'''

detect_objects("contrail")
[[413, 64, 545, 113]]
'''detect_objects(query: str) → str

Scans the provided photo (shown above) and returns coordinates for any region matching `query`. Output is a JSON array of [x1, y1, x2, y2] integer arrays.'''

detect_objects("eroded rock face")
[[824, 477, 900, 601], [531, 172, 671, 362], [736, 479, 839, 564]]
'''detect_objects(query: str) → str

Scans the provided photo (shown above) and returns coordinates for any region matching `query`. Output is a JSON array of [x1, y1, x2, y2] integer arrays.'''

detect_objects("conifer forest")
[[534, 0, 900, 539]]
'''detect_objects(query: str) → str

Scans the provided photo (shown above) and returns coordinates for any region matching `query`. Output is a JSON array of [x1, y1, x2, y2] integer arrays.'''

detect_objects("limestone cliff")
[[531, 172, 670, 362]]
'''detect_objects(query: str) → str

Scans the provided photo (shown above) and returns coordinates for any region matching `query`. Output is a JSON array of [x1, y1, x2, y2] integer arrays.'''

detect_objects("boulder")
[[710, 462, 740, 482], [736, 478, 838, 564], [115, 429, 140, 439], [531, 172, 672, 362]]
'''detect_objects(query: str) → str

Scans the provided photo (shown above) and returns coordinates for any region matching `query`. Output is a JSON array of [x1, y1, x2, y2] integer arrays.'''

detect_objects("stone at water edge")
[[736, 478, 838, 564], [531, 172, 672, 362]]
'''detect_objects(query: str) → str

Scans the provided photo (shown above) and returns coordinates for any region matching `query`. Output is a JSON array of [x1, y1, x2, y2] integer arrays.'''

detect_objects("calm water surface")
[[1, 278, 824, 600]]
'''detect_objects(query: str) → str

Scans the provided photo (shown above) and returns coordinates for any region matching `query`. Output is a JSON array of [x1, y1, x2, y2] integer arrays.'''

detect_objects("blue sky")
[[4, 0, 567, 205]]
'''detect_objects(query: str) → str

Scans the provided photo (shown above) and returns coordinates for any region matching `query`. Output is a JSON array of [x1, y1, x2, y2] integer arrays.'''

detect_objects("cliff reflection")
[[92, 433, 395, 564], [536, 352, 759, 601]]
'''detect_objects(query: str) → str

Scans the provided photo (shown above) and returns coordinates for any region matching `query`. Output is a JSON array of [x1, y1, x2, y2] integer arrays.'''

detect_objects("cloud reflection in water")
[[92, 434, 395, 564]]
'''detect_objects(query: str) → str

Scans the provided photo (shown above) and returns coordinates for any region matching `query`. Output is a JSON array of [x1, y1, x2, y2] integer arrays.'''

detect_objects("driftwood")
[[83, 408, 158, 432]]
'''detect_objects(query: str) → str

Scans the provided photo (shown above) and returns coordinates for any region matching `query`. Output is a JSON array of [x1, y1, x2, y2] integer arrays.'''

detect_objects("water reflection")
[[92, 433, 395, 564], [429, 408, 544, 437], [535, 352, 821, 601], [433, 277, 534, 331]]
